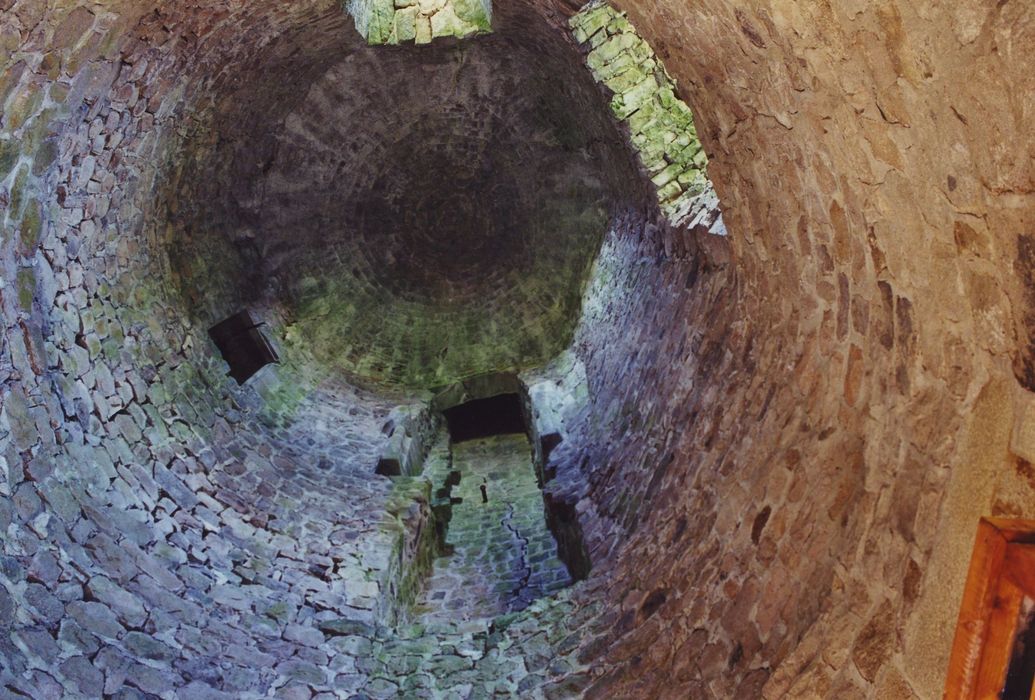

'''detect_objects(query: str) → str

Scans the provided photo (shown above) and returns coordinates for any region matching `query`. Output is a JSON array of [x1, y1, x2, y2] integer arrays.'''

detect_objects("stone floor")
[[415, 434, 572, 624]]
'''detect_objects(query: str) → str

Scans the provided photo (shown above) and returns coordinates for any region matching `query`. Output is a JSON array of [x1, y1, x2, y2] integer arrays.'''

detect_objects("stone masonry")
[[345, 0, 491, 45], [571, 1, 713, 226], [1, 0, 1034, 698]]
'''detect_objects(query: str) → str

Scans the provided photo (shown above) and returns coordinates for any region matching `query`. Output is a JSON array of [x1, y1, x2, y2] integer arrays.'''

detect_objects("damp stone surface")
[[1, 0, 1034, 698], [415, 434, 572, 625]]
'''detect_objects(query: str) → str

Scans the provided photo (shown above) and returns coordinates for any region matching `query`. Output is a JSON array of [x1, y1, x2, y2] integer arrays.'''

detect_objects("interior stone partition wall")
[[1, 0, 1034, 699]]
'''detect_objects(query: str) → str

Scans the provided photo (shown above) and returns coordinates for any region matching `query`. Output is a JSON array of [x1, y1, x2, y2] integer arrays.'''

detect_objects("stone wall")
[[571, 1, 714, 226], [0, 0, 644, 695], [548, 0, 1035, 696], [0, 2, 495, 694], [346, 0, 491, 45], [1, 0, 1034, 698], [164, 6, 644, 389]]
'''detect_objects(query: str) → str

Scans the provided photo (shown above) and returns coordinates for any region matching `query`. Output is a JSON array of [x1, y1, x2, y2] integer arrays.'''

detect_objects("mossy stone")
[[17, 203, 43, 258], [0, 140, 18, 180], [0, 61, 27, 111], [17, 268, 35, 313], [453, 0, 491, 31], [394, 7, 418, 42], [31, 140, 60, 176], [5, 88, 44, 132], [366, 0, 396, 44], [9, 166, 29, 217]]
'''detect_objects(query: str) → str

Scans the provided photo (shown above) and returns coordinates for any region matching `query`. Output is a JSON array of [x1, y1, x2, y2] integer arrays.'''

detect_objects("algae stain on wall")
[[571, 1, 713, 226], [345, 0, 491, 45]]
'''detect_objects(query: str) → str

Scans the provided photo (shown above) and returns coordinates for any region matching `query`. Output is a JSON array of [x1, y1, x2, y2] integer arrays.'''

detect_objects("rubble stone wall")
[[1, 0, 1033, 698], [571, 1, 713, 226], [346, 0, 491, 45]]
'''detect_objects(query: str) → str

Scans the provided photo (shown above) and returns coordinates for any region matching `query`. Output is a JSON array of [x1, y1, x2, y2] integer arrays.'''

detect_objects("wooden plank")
[[987, 518, 1035, 544], [945, 519, 1010, 699], [973, 574, 1025, 699]]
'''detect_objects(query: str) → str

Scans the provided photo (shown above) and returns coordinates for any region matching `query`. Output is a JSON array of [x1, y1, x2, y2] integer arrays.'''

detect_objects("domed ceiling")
[[168, 9, 643, 388]]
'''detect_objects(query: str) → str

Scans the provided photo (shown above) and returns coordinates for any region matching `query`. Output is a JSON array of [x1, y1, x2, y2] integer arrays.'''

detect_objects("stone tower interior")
[[1, 0, 1034, 698]]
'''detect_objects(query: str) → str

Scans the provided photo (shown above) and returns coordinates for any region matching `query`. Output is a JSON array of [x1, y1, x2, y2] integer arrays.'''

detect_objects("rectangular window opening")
[[208, 310, 279, 385]]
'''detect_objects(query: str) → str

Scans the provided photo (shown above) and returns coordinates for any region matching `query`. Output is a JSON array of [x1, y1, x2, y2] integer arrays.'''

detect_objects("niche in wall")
[[208, 310, 279, 385]]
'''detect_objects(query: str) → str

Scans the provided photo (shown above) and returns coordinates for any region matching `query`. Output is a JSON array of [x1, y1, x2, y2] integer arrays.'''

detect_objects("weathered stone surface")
[[59, 655, 104, 697], [0, 0, 1031, 697], [121, 631, 177, 662], [67, 601, 124, 640], [348, 0, 489, 45], [572, 1, 713, 226]]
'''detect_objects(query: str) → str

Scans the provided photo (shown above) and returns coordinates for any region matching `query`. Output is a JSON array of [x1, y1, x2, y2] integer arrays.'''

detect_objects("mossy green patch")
[[17, 268, 35, 312], [571, 0, 714, 224], [366, 0, 396, 44], [0, 62, 27, 112], [8, 165, 29, 220], [5, 87, 45, 132], [453, 0, 491, 31], [17, 202, 43, 258], [0, 140, 19, 180], [348, 0, 490, 45]]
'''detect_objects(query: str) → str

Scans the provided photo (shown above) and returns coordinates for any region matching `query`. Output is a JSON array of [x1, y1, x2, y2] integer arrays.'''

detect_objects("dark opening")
[[208, 310, 279, 384], [443, 393, 526, 443], [375, 457, 402, 477], [1003, 602, 1035, 699]]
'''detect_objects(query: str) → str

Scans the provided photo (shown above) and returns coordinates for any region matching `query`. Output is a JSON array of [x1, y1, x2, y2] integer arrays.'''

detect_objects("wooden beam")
[[944, 519, 1010, 699], [973, 574, 1025, 699]]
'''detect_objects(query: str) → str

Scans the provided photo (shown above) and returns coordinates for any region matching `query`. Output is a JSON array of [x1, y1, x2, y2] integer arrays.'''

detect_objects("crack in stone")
[[502, 501, 533, 604]]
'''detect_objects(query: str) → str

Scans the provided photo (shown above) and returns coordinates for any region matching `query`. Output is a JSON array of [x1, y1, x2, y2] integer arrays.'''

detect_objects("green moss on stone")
[[32, 140, 60, 176], [348, 0, 489, 44], [17, 203, 43, 257], [17, 268, 35, 312], [367, 0, 396, 44], [0, 140, 18, 180], [9, 166, 29, 220], [0, 62, 27, 112], [6, 87, 45, 132], [572, 0, 713, 224], [394, 7, 418, 42], [453, 0, 491, 31]]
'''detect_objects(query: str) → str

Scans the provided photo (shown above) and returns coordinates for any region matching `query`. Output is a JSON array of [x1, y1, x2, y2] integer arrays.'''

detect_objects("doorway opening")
[[443, 392, 526, 442]]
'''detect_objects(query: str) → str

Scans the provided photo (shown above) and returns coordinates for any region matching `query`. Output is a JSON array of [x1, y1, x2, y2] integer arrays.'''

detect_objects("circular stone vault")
[[165, 8, 642, 388], [1, 0, 1033, 698]]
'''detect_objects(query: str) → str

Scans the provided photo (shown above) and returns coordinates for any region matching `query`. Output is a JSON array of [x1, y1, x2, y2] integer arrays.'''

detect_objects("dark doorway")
[[443, 393, 526, 443]]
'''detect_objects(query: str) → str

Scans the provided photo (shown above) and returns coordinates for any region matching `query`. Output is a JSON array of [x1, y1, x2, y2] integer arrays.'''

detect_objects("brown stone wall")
[[554, 0, 1034, 696]]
